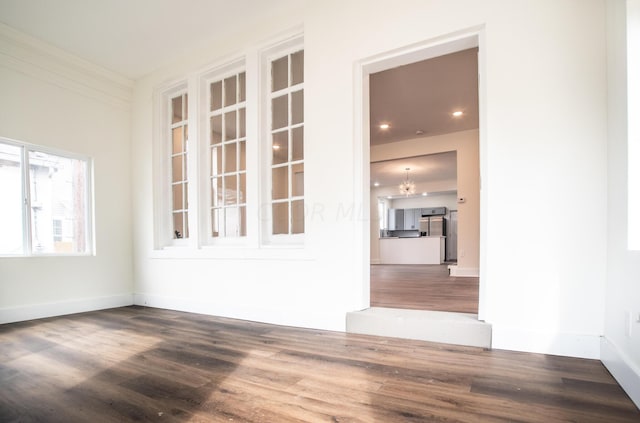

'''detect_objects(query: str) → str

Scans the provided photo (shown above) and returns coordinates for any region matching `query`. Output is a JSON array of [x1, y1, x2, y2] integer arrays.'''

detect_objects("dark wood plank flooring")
[[371, 264, 479, 313], [1, 307, 638, 422]]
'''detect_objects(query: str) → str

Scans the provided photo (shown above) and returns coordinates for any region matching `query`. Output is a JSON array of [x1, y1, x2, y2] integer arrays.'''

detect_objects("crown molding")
[[0, 23, 133, 109]]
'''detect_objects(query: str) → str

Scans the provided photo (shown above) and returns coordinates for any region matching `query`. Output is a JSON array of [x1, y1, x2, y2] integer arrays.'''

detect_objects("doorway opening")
[[361, 32, 485, 319]]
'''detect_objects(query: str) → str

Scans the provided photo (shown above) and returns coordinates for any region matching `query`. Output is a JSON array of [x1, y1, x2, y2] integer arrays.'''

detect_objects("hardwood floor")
[[371, 264, 479, 313], [1, 307, 638, 422]]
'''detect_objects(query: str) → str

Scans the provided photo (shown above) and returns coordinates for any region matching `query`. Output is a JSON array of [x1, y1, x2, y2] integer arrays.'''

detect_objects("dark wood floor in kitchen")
[[1, 306, 638, 422], [371, 264, 479, 313]]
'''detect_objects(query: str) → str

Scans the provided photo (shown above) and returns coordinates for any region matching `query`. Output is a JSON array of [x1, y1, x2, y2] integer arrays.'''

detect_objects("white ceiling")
[[0, 1, 475, 196], [371, 151, 457, 188], [369, 48, 478, 194], [370, 48, 479, 146], [0, 0, 302, 80]]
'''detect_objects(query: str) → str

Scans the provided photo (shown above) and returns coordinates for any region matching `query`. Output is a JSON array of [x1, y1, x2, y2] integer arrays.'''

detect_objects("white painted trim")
[[0, 23, 132, 109], [492, 326, 601, 359], [448, 265, 479, 277], [0, 294, 133, 324], [133, 293, 344, 331], [601, 336, 640, 408], [354, 27, 486, 316]]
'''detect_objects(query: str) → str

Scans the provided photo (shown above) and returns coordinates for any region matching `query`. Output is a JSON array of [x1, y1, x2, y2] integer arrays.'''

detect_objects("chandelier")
[[399, 167, 416, 196]]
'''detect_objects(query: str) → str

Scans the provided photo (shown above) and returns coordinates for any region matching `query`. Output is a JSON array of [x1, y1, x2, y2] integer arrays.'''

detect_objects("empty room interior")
[[1, 0, 640, 421]]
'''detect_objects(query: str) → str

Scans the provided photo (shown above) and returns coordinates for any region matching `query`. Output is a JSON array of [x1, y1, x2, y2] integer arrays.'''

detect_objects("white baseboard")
[[601, 337, 640, 409], [0, 294, 134, 324], [133, 293, 345, 331], [448, 265, 479, 277], [492, 326, 601, 359]]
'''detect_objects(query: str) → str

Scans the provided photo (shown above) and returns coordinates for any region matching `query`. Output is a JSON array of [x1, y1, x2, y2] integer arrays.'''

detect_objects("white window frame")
[[199, 59, 248, 246], [260, 35, 305, 246], [153, 81, 191, 249], [0, 136, 94, 257]]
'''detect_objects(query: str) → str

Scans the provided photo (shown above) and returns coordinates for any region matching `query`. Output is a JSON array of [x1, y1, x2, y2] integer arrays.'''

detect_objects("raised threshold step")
[[346, 307, 492, 349]]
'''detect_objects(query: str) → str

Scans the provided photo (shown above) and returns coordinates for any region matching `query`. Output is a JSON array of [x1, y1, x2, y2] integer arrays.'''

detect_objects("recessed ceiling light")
[[273, 144, 280, 150], [373, 182, 380, 187], [415, 129, 424, 135], [452, 111, 463, 117], [422, 192, 428, 196], [387, 196, 392, 199], [379, 123, 390, 130]]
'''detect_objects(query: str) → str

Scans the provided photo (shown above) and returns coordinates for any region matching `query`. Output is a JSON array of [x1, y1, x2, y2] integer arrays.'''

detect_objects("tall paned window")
[[209, 71, 247, 237], [170, 93, 189, 239], [0, 138, 92, 256], [269, 50, 304, 235]]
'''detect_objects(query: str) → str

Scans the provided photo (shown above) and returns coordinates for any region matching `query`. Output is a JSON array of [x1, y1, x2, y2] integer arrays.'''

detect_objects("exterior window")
[[269, 49, 304, 235], [0, 138, 92, 256], [208, 71, 247, 238], [170, 93, 189, 239]]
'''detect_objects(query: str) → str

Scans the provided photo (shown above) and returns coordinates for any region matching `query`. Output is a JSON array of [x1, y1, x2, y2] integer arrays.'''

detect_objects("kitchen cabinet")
[[403, 208, 420, 230], [387, 209, 404, 230]]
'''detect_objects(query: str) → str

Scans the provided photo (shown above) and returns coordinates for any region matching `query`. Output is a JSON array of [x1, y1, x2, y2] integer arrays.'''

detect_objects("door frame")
[[353, 27, 488, 320]]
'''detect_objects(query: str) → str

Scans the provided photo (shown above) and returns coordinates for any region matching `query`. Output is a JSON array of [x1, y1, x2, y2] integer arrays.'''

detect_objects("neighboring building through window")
[[269, 49, 304, 236], [0, 138, 92, 256]]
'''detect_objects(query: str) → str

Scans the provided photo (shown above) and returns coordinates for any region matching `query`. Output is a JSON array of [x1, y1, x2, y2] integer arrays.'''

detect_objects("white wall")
[[0, 25, 134, 322], [602, 0, 640, 408], [130, 0, 610, 360]]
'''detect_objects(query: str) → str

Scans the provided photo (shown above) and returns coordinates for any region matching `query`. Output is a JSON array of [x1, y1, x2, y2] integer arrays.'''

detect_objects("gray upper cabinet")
[[403, 208, 420, 230], [421, 207, 446, 216], [388, 208, 404, 230]]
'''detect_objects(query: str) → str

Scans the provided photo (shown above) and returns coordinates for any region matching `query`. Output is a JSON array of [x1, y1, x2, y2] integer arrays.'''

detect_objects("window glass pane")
[[172, 184, 183, 210], [224, 174, 237, 205], [172, 96, 183, 123], [291, 50, 304, 85], [291, 90, 304, 125], [211, 145, 222, 176], [238, 108, 246, 138], [0, 143, 24, 254], [183, 94, 188, 119], [272, 131, 288, 165], [225, 207, 239, 237], [224, 76, 237, 107], [239, 172, 246, 204], [173, 212, 184, 238], [292, 126, 304, 161], [172, 155, 183, 182], [211, 177, 222, 207], [272, 202, 288, 235], [272, 95, 288, 130], [210, 115, 222, 145], [172, 127, 183, 154], [239, 206, 246, 237], [292, 200, 304, 234], [211, 208, 221, 237], [272, 55, 288, 92], [210, 81, 222, 111], [28, 151, 88, 254], [272, 166, 288, 200], [238, 72, 246, 102], [224, 142, 237, 173], [238, 141, 246, 171], [292, 163, 304, 197], [224, 111, 237, 141]]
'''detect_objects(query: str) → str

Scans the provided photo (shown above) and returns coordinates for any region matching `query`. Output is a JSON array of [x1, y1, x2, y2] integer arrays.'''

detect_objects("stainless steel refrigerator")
[[429, 216, 446, 236], [419, 216, 446, 236]]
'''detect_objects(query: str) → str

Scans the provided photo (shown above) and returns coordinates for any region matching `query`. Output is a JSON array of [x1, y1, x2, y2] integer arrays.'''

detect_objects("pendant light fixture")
[[399, 167, 416, 196]]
